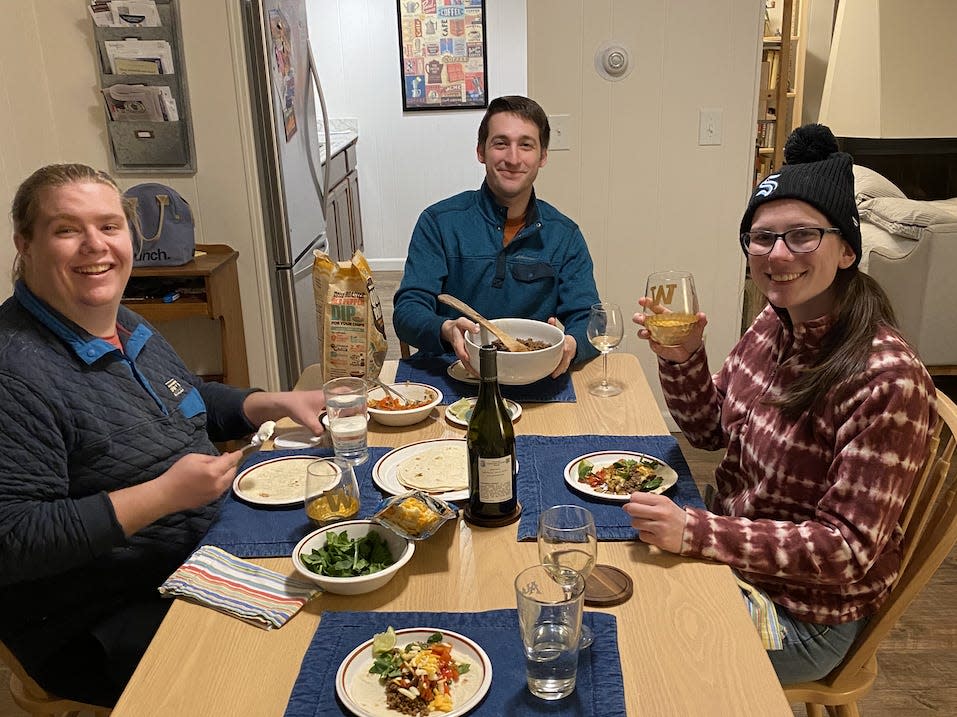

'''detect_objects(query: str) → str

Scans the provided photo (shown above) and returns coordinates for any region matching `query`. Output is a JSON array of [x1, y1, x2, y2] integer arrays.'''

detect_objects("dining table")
[[112, 352, 791, 716]]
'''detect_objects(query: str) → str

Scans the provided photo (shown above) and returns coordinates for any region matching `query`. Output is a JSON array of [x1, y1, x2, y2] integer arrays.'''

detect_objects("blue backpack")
[[124, 183, 195, 266]]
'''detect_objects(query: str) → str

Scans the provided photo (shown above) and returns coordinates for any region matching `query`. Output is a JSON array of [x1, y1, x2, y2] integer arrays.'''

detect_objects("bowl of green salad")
[[292, 519, 414, 595]]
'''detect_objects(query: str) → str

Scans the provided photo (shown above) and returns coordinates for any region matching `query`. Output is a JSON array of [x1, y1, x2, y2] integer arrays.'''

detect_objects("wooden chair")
[[0, 640, 111, 716], [399, 340, 413, 359], [784, 390, 957, 717]]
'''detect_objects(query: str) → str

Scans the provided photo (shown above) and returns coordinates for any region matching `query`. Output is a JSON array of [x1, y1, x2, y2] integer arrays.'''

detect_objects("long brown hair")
[[10, 163, 134, 282], [772, 269, 900, 417]]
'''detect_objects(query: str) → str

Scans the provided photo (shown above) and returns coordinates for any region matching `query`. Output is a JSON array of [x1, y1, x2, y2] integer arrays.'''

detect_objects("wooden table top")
[[112, 353, 790, 716]]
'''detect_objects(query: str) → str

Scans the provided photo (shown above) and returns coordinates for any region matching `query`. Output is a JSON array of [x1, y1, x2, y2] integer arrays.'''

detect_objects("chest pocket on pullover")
[[510, 261, 555, 283]]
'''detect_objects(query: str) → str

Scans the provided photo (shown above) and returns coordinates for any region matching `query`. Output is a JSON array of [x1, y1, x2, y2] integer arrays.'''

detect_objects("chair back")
[[822, 389, 957, 686]]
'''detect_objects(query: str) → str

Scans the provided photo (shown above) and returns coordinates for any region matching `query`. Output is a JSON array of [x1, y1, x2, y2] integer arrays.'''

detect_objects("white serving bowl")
[[367, 382, 442, 427], [292, 519, 414, 595], [464, 318, 564, 385]]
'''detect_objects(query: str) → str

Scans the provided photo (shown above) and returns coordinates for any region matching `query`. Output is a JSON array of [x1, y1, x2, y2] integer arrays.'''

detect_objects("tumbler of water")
[[322, 377, 369, 465], [514, 564, 585, 700]]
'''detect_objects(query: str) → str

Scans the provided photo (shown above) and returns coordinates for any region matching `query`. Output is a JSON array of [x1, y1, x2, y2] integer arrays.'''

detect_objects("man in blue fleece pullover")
[[392, 95, 600, 376]]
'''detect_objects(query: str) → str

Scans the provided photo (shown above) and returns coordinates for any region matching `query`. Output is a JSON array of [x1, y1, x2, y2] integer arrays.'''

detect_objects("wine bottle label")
[[477, 455, 513, 503]]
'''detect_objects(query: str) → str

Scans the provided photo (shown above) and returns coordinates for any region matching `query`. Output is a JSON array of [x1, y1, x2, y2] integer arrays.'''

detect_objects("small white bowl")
[[367, 382, 442, 427], [465, 318, 564, 385], [292, 519, 414, 595]]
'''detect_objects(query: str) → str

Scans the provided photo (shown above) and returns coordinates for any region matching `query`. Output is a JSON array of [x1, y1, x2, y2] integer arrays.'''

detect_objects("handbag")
[[124, 183, 195, 266]]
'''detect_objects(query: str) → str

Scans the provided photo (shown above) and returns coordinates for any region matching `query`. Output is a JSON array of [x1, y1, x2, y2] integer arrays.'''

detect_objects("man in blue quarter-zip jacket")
[[393, 95, 600, 377]]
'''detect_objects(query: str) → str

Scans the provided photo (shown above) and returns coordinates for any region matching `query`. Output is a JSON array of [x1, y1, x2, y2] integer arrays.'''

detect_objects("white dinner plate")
[[446, 360, 480, 384], [563, 450, 678, 503], [335, 628, 492, 717], [444, 397, 522, 427], [231, 455, 320, 506], [272, 427, 325, 449], [372, 438, 469, 501]]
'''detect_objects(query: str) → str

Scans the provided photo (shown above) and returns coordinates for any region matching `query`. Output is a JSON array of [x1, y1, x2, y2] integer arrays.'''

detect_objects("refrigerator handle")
[[306, 43, 332, 224]]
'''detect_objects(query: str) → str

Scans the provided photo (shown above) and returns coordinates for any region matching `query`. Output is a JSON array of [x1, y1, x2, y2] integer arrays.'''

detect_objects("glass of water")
[[514, 564, 584, 701], [322, 377, 369, 466]]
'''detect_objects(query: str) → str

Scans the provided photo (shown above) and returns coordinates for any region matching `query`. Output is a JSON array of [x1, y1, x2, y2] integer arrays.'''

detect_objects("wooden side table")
[[123, 243, 250, 387]]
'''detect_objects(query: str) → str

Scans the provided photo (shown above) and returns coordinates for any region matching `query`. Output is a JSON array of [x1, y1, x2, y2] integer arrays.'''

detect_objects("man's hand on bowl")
[[441, 317, 480, 375], [548, 317, 575, 378]]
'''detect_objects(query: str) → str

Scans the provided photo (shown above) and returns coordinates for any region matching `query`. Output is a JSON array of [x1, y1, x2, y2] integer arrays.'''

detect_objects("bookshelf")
[[753, 0, 808, 184]]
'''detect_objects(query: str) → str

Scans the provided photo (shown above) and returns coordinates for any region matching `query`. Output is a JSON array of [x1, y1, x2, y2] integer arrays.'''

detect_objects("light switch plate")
[[549, 114, 572, 151], [698, 108, 723, 146]]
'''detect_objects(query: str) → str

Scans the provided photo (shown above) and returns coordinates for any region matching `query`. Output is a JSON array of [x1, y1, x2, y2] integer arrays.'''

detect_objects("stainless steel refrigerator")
[[241, 0, 332, 389]]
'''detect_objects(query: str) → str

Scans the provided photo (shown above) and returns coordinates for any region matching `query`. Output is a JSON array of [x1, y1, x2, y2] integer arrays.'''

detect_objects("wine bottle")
[[464, 345, 519, 525]]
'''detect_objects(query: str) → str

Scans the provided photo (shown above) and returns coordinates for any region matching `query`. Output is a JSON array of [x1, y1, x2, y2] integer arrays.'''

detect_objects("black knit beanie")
[[740, 123, 862, 268]]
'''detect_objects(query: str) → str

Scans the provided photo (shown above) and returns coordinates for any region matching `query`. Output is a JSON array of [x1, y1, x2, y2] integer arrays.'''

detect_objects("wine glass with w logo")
[[643, 271, 699, 346], [586, 302, 624, 397]]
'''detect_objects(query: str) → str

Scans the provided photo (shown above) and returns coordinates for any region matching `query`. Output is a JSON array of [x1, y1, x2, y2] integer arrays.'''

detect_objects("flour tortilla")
[[238, 457, 325, 502], [396, 444, 468, 491]]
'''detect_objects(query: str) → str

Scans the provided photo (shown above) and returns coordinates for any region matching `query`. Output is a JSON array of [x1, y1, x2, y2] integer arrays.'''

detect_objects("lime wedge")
[[372, 626, 396, 655]]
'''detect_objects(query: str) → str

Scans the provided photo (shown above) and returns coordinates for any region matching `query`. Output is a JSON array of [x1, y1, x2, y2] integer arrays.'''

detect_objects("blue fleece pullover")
[[392, 182, 600, 363]]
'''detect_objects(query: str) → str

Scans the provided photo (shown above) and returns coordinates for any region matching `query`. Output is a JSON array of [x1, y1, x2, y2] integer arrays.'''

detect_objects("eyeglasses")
[[739, 227, 841, 256]]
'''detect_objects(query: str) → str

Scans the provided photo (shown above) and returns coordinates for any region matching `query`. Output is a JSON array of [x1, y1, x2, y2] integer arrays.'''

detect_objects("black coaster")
[[463, 501, 523, 527], [584, 564, 634, 606]]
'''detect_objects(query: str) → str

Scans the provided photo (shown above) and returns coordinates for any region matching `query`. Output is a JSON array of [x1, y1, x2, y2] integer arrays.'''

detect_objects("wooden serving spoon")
[[437, 293, 529, 352]]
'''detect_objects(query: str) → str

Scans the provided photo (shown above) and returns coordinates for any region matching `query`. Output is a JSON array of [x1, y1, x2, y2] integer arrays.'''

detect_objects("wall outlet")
[[698, 108, 723, 146]]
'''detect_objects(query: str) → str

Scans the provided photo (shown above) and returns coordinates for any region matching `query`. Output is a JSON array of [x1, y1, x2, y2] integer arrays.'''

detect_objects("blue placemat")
[[198, 447, 394, 558], [515, 434, 705, 541], [394, 353, 576, 403], [284, 609, 624, 717]]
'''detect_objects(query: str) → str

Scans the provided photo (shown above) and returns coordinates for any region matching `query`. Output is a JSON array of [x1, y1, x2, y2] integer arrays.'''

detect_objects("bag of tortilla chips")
[[313, 250, 388, 381]]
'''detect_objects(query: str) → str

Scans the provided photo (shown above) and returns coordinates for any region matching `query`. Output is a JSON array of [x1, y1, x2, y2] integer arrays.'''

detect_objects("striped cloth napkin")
[[159, 545, 320, 629], [734, 574, 785, 651]]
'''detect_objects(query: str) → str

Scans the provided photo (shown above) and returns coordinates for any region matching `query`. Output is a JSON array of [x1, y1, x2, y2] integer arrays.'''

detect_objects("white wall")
[[527, 0, 762, 423], [307, 0, 528, 269]]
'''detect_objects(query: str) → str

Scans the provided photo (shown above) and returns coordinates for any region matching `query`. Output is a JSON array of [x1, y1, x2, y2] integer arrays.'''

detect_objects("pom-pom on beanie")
[[740, 123, 861, 267]]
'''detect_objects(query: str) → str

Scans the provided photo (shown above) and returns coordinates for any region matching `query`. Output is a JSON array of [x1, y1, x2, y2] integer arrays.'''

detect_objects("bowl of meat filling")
[[464, 318, 564, 385]]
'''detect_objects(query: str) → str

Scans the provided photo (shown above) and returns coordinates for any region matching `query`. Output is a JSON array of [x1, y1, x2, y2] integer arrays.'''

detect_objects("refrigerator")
[[241, 0, 332, 389]]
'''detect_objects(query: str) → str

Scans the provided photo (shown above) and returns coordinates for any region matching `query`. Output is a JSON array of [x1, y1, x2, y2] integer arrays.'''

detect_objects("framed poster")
[[396, 0, 488, 111]]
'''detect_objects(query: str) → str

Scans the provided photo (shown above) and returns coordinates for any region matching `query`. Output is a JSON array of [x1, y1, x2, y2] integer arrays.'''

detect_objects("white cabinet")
[[325, 141, 363, 261]]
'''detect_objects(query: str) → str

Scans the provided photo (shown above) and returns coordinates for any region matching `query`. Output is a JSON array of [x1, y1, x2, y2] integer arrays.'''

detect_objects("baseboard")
[[368, 257, 406, 273]]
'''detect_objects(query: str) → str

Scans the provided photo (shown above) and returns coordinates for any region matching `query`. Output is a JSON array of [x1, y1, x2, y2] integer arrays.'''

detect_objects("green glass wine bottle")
[[464, 345, 520, 526]]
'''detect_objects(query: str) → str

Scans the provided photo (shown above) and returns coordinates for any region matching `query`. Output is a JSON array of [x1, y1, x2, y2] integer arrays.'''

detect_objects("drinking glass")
[[515, 564, 585, 701], [304, 458, 360, 527], [538, 505, 597, 649], [643, 271, 699, 346], [322, 377, 369, 465], [586, 302, 624, 397]]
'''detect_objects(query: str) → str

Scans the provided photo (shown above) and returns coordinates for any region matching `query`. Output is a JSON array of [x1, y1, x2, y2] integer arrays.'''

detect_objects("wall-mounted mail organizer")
[[91, 0, 196, 174]]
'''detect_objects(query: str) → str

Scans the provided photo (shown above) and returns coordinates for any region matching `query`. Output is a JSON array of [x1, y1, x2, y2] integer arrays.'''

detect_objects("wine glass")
[[538, 505, 597, 649], [586, 302, 624, 397], [643, 271, 699, 346]]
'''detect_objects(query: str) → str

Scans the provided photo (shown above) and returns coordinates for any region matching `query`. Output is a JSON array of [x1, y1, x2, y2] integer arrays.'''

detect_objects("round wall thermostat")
[[595, 42, 633, 82]]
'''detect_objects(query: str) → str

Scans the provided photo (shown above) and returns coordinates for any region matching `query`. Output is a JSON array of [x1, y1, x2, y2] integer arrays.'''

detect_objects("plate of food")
[[446, 360, 479, 385], [231, 455, 319, 506], [563, 451, 678, 502], [372, 439, 469, 502], [444, 397, 522, 427], [335, 627, 492, 717]]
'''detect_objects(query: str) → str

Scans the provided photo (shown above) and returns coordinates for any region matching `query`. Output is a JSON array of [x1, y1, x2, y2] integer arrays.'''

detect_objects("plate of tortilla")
[[232, 455, 322, 506], [372, 438, 469, 502]]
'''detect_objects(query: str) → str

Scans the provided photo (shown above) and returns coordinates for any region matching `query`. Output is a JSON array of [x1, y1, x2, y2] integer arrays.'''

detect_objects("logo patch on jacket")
[[165, 378, 185, 397]]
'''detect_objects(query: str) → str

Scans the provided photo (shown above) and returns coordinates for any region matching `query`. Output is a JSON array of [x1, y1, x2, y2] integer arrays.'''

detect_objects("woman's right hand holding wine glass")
[[636, 270, 708, 363]]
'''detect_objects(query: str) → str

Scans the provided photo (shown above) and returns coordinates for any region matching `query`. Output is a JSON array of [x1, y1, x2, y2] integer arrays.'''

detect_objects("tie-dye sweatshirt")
[[659, 305, 937, 624]]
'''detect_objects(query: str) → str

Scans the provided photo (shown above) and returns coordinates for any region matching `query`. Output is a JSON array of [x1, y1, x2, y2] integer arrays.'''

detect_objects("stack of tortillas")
[[396, 443, 468, 492]]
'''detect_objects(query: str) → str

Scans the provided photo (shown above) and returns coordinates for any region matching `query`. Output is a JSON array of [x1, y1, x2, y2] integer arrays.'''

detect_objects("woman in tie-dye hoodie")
[[625, 124, 937, 685]]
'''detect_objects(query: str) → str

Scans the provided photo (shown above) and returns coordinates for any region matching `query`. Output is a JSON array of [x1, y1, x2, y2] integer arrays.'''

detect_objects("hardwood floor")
[[2, 273, 954, 716]]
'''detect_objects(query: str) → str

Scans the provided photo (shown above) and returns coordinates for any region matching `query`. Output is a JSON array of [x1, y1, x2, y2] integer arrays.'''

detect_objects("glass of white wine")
[[538, 505, 598, 649], [643, 271, 699, 346], [304, 458, 360, 527], [586, 302, 624, 397]]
